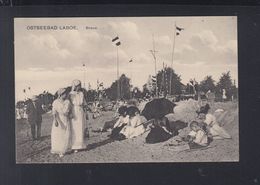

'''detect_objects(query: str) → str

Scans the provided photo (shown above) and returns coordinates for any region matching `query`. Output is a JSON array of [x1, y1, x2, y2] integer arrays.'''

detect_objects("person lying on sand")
[[186, 121, 212, 149], [93, 106, 128, 134], [167, 121, 213, 151], [197, 105, 231, 140]]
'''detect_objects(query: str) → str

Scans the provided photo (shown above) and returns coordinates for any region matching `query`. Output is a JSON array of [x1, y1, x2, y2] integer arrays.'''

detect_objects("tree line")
[[16, 67, 238, 110]]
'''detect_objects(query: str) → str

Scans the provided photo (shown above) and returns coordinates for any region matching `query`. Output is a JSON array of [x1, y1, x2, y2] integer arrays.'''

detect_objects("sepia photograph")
[[15, 16, 239, 163]]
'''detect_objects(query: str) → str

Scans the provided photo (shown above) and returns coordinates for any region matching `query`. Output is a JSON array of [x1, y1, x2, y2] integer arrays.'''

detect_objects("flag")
[[152, 75, 157, 83], [99, 82, 103, 87], [28, 87, 31, 90], [112, 36, 121, 46], [129, 58, 133, 63], [176, 26, 184, 31], [83, 64, 85, 67], [23, 89, 26, 93], [176, 25, 184, 36], [112, 36, 119, 42]]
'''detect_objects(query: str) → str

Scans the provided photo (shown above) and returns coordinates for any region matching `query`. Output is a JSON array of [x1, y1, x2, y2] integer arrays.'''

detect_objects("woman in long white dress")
[[69, 80, 87, 152], [51, 88, 72, 157]]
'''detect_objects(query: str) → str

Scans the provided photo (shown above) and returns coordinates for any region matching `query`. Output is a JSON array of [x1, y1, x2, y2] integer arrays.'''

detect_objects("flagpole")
[[163, 62, 167, 97], [153, 34, 158, 97], [169, 21, 177, 96], [112, 36, 121, 101], [129, 59, 133, 99], [150, 34, 158, 98], [116, 46, 120, 100], [83, 63, 86, 89]]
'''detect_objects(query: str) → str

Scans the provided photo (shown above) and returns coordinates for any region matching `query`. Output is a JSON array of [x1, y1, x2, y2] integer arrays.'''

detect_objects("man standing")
[[26, 95, 44, 140]]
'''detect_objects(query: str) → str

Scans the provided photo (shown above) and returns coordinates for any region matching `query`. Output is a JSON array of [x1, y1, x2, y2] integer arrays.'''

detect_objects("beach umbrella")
[[141, 98, 176, 120]]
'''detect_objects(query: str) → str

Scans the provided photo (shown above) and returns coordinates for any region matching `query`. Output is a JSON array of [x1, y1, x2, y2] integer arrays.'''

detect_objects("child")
[[187, 121, 211, 149]]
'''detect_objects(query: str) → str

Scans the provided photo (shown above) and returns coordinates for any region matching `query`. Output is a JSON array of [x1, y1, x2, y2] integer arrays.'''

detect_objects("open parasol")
[[141, 98, 176, 120]]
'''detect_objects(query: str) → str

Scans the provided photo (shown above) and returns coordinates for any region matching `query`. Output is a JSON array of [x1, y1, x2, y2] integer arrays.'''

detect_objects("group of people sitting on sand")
[[108, 105, 147, 140], [104, 96, 231, 151]]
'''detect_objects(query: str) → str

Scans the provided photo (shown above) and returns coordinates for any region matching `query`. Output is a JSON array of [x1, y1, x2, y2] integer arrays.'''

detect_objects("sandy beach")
[[16, 101, 239, 163]]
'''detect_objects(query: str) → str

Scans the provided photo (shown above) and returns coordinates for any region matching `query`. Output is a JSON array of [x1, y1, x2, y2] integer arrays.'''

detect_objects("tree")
[[86, 89, 98, 102], [157, 67, 182, 96], [216, 71, 234, 100], [199, 75, 216, 93], [105, 74, 131, 100]]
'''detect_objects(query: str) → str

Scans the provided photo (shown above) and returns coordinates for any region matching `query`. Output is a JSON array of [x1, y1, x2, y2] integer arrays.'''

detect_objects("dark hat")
[[127, 106, 140, 117], [118, 106, 128, 116]]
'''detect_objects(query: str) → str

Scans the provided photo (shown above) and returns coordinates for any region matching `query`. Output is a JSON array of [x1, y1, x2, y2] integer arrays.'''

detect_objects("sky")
[[15, 17, 238, 101]]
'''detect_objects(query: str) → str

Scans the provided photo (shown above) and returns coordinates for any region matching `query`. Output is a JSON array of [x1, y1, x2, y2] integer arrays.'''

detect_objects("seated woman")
[[109, 106, 129, 140], [145, 117, 188, 144], [120, 106, 145, 139], [145, 117, 173, 144], [197, 105, 231, 140]]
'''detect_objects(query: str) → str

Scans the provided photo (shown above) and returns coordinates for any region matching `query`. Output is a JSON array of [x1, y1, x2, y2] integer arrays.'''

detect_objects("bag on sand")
[[145, 125, 172, 144]]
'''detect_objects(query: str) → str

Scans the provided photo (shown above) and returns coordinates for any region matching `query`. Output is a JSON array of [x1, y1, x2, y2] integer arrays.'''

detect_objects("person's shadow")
[[85, 138, 116, 151]]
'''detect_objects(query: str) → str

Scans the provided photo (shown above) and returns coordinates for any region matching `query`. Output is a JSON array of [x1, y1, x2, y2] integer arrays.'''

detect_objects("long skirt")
[[71, 106, 86, 150], [120, 125, 145, 139], [51, 122, 71, 155]]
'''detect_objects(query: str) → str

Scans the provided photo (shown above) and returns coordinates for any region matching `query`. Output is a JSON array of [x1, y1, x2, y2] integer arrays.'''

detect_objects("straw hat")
[[57, 88, 66, 97], [31, 95, 38, 101], [72, 79, 81, 87]]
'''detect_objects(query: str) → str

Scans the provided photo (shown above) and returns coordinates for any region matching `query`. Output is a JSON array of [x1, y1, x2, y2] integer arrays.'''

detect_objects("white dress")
[[113, 115, 129, 128], [189, 130, 208, 146], [204, 114, 231, 139], [70, 91, 87, 150], [51, 99, 71, 155], [120, 115, 145, 139]]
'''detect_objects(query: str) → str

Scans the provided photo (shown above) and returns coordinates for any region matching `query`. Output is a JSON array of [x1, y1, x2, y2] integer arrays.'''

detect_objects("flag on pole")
[[129, 58, 133, 63], [112, 36, 119, 42], [176, 26, 184, 36], [151, 75, 157, 84], [176, 26, 184, 31], [112, 36, 121, 46]]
